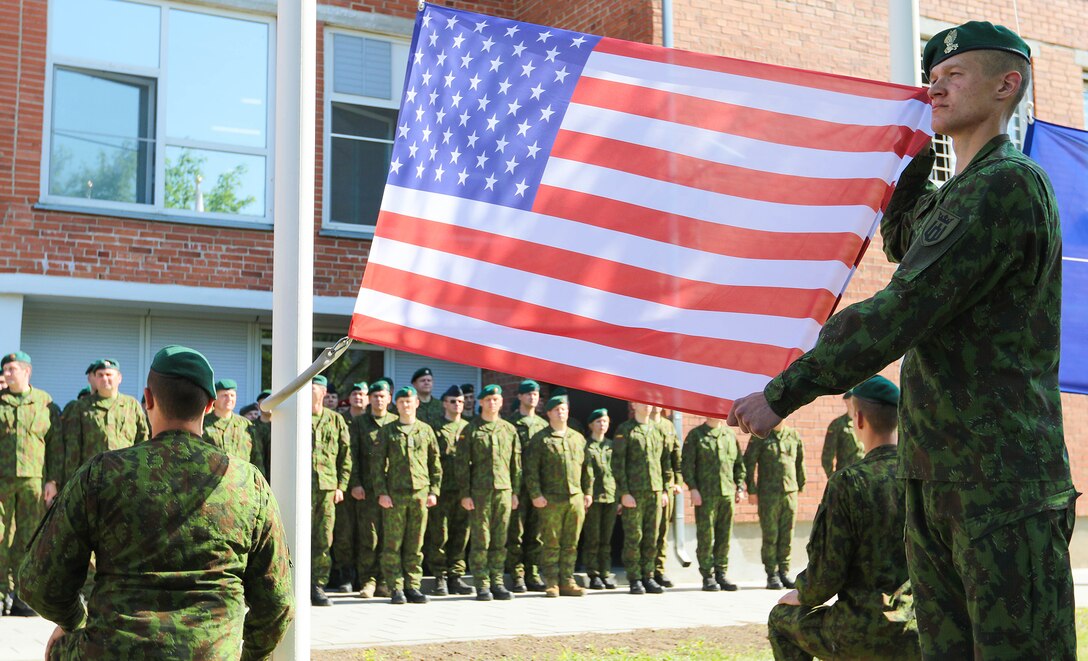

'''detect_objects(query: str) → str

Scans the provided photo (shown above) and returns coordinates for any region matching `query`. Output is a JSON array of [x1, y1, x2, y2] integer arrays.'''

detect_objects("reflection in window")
[[52, 0, 160, 68], [330, 103, 397, 226], [165, 147, 264, 215]]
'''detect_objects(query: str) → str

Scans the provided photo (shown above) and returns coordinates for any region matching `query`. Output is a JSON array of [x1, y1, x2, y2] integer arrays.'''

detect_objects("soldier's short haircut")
[[147, 370, 212, 421], [852, 397, 898, 435], [980, 50, 1031, 108]]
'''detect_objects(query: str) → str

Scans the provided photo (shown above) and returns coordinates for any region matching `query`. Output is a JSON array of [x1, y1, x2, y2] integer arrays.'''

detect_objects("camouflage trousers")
[[768, 601, 921, 661], [381, 489, 429, 591], [311, 489, 335, 585], [538, 493, 586, 583], [905, 479, 1077, 660], [757, 490, 796, 575], [506, 485, 542, 581], [332, 497, 358, 575], [620, 490, 662, 581], [654, 488, 675, 574], [695, 492, 734, 577], [424, 490, 469, 579], [0, 477, 44, 597], [469, 489, 513, 589], [580, 500, 617, 579], [354, 494, 383, 583]]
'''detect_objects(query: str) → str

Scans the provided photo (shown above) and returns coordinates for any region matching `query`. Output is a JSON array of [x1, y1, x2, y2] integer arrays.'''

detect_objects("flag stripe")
[[364, 262, 804, 376], [568, 77, 931, 158], [594, 37, 932, 103], [551, 130, 894, 211], [532, 186, 865, 265], [349, 313, 740, 417], [366, 236, 824, 348]]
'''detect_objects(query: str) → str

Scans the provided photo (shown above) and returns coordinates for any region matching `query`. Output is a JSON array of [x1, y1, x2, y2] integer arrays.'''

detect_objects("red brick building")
[[1, 0, 1085, 521]]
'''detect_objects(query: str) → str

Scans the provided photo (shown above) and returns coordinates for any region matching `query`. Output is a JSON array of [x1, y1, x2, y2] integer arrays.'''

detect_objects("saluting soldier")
[[744, 423, 806, 590], [349, 379, 398, 599], [201, 379, 253, 462], [330, 382, 368, 593], [649, 406, 682, 588], [424, 385, 472, 596], [505, 379, 548, 592], [459, 384, 521, 601], [309, 375, 352, 607], [525, 396, 594, 598], [683, 416, 746, 592], [822, 393, 862, 477], [581, 408, 617, 590], [374, 385, 442, 605], [65, 359, 150, 479]]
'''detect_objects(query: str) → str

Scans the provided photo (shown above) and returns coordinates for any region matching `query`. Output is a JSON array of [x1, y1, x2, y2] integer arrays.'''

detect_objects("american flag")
[[349, 3, 933, 417]]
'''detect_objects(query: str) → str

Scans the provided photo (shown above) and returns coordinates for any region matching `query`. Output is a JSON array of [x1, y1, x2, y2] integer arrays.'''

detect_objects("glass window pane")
[[49, 69, 155, 203], [52, 0, 160, 68], [166, 10, 268, 148], [330, 136, 391, 226], [333, 34, 392, 99], [331, 103, 397, 140], [164, 146, 265, 216]]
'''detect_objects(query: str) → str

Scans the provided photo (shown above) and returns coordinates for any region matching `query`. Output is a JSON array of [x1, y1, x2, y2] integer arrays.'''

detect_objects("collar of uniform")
[[150, 429, 203, 443], [864, 443, 898, 459], [960, 134, 1013, 173]]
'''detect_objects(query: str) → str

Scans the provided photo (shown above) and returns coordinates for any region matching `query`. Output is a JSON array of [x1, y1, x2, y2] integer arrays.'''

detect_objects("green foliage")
[[164, 148, 256, 214], [49, 140, 140, 203]]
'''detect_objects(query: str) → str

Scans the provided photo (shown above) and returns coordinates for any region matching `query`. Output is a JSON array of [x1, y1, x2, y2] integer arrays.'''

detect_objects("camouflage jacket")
[[611, 419, 669, 495], [202, 412, 254, 463], [374, 419, 442, 497], [250, 419, 271, 480], [19, 431, 293, 660], [416, 397, 444, 427], [432, 416, 470, 494], [796, 445, 911, 618], [822, 413, 863, 477], [64, 393, 150, 479], [524, 427, 594, 500], [654, 417, 684, 487], [507, 410, 548, 449], [744, 427, 805, 495], [349, 409, 398, 491], [0, 387, 61, 481], [682, 423, 745, 497], [585, 436, 616, 503], [311, 407, 351, 492], [764, 136, 1069, 483], [458, 417, 521, 493]]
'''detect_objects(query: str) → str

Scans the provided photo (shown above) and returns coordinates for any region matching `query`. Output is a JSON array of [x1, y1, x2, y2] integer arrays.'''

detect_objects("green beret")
[[312, 375, 328, 387], [370, 380, 390, 393], [78, 386, 91, 398], [239, 403, 258, 416], [460, 383, 475, 394], [99, 358, 120, 372], [382, 375, 395, 388], [848, 375, 900, 407], [551, 387, 569, 397], [411, 367, 432, 382], [350, 382, 368, 393], [150, 345, 215, 400], [85, 361, 98, 375], [394, 385, 417, 400], [517, 379, 539, 394], [442, 384, 464, 399], [1, 351, 31, 367], [543, 395, 568, 412], [922, 21, 1029, 81], [586, 408, 609, 425], [215, 379, 238, 392], [256, 389, 272, 402], [479, 384, 502, 398]]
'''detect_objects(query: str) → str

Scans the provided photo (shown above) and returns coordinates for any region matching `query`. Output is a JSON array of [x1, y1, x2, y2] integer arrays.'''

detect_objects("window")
[[260, 330, 386, 395], [43, 0, 273, 222], [324, 31, 410, 233]]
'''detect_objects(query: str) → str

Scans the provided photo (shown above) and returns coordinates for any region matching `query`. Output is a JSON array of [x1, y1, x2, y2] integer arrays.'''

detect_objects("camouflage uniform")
[[763, 137, 1075, 657], [374, 420, 442, 592], [581, 435, 616, 581], [423, 415, 470, 583], [744, 427, 805, 576], [821, 413, 862, 477], [653, 417, 682, 576], [349, 409, 398, 585], [250, 419, 271, 480], [64, 393, 150, 477], [611, 419, 668, 582], [505, 410, 548, 582], [19, 431, 293, 659], [416, 397, 443, 428], [524, 427, 593, 585], [682, 423, 745, 579], [331, 411, 366, 587], [0, 387, 60, 602], [202, 412, 253, 462], [768, 445, 919, 660], [311, 407, 351, 587], [460, 416, 521, 589]]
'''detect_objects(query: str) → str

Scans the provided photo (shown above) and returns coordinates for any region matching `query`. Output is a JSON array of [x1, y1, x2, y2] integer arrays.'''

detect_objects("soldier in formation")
[[745, 422, 806, 590], [649, 406, 682, 588], [412, 368, 442, 427], [505, 379, 547, 592], [349, 379, 397, 599], [581, 408, 617, 590], [201, 379, 253, 462], [821, 393, 861, 477], [330, 381, 368, 593], [309, 375, 351, 607], [424, 385, 472, 596]]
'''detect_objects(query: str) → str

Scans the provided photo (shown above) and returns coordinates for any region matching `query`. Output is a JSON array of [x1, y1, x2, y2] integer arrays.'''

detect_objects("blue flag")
[[1024, 119, 1088, 394]]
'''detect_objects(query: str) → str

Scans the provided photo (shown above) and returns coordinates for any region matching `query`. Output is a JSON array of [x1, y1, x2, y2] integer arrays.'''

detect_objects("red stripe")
[[551, 130, 893, 211], [349, 314, 740, 418], [365, 262, 804, 377], [532, 186, 863, 265], [594, 37, 931, 103], [570, 76, 930, 158], [374, 212, 839, 322]]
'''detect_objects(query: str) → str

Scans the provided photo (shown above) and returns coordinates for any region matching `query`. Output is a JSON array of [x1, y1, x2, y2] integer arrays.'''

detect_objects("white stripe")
[[381, 186, 853, 292], [369, 236, 823, 349], [1063, 256, 1088, 264], [353, 290, 775, 401], [541, 158, 879, 235], [583, 51, 934, 130], [562, 103, 908, 183]]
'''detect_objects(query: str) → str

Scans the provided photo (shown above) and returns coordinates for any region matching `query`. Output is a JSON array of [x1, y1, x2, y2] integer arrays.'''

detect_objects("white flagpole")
[[272, 0, 316, 658], [889, 0, 921, 86]]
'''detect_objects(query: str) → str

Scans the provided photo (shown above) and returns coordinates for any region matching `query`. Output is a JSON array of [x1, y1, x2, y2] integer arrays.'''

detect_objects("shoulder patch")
[[920, 207, 961, 246]]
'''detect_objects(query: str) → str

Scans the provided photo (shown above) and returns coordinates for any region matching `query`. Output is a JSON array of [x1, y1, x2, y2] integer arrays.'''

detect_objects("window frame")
[[322, 27, 410, 236], [39, 0, 277, 225]]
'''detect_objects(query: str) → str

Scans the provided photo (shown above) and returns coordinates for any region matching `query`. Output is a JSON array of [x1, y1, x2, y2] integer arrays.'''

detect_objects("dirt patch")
[[313, 624, 770, 660]]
